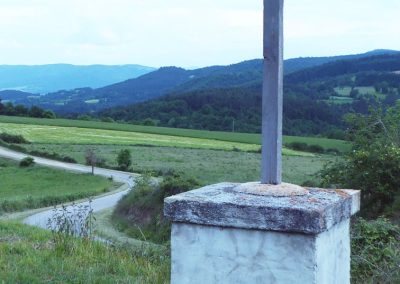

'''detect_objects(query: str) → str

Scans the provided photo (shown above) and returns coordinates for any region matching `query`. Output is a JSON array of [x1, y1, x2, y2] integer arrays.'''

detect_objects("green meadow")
[[0, 158, 117, 213], [0, 122, 314, 156], [0, 222, 169, 283], [0, 116, 351, 152], [22, 144, 332, 186]]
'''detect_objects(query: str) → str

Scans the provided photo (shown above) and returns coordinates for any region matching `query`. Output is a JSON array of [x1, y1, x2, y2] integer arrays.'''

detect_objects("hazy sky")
[[0, 0, 399, 68]]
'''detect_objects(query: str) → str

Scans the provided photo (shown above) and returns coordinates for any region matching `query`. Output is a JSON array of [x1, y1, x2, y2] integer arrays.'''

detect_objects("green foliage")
[[159, 172, 200, 197], [0, 158, 114, 213], [286, 142, 327, 154], [351, 218, 400, 283], [0, 101, 56, 119], [321, 104, 400, 214], [23, 143, 331, 186], [0, 139, 77, 163], [0, 132, 29, 144], [100, 84, 348, 137], [113, 172, 200, 244], [19, 157, 34, 168], [0, 115, 351, 152], [28, 150, 77, 163], [0, 221, 169, 283], [116, 149, 132, 171]]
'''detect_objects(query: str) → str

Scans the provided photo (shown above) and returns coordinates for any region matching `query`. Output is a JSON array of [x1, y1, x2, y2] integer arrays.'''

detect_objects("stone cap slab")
[[164, 183, 361, 235]]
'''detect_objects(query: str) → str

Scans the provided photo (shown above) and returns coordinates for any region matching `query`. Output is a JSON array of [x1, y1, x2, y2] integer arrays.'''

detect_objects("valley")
[[1, 49, 399, 283]]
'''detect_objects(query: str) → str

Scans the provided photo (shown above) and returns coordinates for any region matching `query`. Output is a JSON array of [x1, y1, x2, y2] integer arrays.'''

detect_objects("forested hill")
[[286, 53, 400, 84], [284, 49, 400, 74], [99, 53, 400, 137], [99, 84, 348, 137], [5, 50, 398, 114]]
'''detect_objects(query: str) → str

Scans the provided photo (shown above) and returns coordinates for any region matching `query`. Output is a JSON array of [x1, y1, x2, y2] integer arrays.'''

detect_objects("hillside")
[[99, 53, 400, 137], [284, 49, 400, 74], [0, 64, 155, 94], [0, 90, 37, 101], [6, 50, 398, 115]]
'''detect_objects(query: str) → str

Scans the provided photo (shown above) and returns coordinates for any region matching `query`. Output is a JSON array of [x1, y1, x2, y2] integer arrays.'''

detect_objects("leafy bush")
[[308, 144, 324, 154], [29, 150, 77, 164], [286, 142, 328, 154], [321, 104, 400, 215], [113, 172, 200, 244], [287, 142, 309, 152], [351, 218, 400, 283], [19, 157, 35, 167], [116, 149, 132, 171], [0, 132, 29, 144]]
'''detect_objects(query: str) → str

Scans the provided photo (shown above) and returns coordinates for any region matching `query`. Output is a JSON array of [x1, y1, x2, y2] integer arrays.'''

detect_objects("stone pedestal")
[[164, 183, 360, 284]]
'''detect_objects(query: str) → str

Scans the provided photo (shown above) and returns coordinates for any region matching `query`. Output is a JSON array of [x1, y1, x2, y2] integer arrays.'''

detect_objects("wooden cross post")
[[261, 0, 284, 185]]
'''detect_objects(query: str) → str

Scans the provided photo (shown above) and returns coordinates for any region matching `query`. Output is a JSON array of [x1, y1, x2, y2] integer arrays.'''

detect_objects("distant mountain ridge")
[[0, 64, 155, 94], [284, 49, 400, 74], [97, 51, 400, 137], [2, 49, 399, 114]]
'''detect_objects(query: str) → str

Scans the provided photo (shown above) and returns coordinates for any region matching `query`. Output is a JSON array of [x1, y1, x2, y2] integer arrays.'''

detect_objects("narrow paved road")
[[0, 146, 137, 229]]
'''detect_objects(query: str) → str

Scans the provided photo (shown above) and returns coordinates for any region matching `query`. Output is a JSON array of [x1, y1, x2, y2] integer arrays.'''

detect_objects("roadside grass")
[[22, 144, 333, 186], [0, 158, 117, 213], [0, 116, 351, 152], [0, 221, 170, 283]]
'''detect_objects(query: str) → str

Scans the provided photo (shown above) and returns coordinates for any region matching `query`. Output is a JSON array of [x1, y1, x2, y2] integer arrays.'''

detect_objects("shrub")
[[308, 144, 324, 154], [62, 156, 77, 163], [159, 172, 200, 198], [116, 149, 132, 171], [321, 105, 400, 215], [0, 133, 29, 144], [29, 150, 77, 164], [287, 142, 308, 152], [19, 157, 35, 167], [351, 218, 400, 283], [286, 142, 325, 154], [325, 148, 340, 155], [113, 172, 200, 244]]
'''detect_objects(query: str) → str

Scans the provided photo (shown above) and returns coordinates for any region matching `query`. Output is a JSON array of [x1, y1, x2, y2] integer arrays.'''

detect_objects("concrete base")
[[171, 220, 350, 284], [165, 183, 360, 284]]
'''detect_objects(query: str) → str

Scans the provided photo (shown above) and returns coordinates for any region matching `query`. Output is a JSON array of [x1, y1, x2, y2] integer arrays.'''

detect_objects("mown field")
[[22, 144, 333, 186], [0, 222, 169, 283], [0, 116, 351, 152], [0, 122, 315, 156], [0, 158, 117, 213]]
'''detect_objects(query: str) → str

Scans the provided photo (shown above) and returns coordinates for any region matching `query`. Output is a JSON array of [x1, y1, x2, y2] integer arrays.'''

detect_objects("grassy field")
[[0, 158, 117, 213], [22, 144, 333, 186], [0, 222, 169, 283], [327, 96, 354, 105], [0, 116, 351, 152], [334, 86, 386, 100], [0, 122, 314, 156], [334, 87, 353, 96]]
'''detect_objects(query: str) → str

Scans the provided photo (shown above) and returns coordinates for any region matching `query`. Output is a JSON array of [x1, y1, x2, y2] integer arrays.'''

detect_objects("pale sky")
[[0, 0, 399, 68]]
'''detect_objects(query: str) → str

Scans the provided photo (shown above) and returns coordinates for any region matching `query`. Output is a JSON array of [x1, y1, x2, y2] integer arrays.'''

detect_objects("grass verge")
[[0, 158, 117, 213], [0, 221, 170, 283]]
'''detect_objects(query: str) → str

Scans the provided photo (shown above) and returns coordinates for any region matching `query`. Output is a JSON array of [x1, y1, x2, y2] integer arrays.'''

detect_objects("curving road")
[[0, 146, 137, 230]]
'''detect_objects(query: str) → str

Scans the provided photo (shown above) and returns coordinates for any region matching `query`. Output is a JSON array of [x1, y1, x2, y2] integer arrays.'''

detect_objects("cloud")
[[0, 0, 398, 66]]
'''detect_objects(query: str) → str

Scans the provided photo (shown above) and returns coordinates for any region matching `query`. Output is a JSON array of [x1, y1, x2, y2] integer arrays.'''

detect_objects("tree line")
[[0, 99, 56, 119]]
